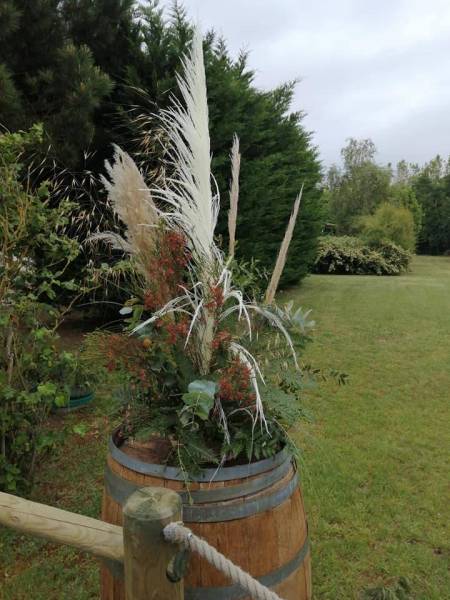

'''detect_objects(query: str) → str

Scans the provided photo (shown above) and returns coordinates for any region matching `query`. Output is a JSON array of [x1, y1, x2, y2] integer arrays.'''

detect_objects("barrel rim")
[[104, 462, 298, 522], [109, 430, 289, 482]]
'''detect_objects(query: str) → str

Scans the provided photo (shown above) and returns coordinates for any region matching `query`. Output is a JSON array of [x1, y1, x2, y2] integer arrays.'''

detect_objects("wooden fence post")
[[123, 487, 184, 600]]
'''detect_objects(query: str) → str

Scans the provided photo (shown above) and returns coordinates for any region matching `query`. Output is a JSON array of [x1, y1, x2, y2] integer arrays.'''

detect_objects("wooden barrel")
[[101, 432, 312, 600]]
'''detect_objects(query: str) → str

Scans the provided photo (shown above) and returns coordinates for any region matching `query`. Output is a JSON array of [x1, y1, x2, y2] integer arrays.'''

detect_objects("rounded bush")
[[314, 236, 411, 276]]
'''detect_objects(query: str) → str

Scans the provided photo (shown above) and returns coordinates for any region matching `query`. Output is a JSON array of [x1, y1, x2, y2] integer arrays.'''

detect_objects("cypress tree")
[[0, 64, 23, 130], [0, 0, 113, 167], [205, 39, 323, 286], [414, 171, 450, 254]]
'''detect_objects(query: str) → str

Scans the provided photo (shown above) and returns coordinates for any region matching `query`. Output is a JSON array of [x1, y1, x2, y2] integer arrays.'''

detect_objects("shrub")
[[314, 236, 411, 275], [0, 127, 82, 491], [358, 203, 416, 251], [377, 241, 411, 273], [0, 321, 76, 492]]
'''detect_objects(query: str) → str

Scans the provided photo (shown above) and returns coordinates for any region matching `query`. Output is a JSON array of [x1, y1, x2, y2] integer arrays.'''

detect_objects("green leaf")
[[182, 391, 214, 420], [54, 393, 68, 407], [37, 382, 57, 398], [72, 423, 88, 436], [188, 380, 217, 399]]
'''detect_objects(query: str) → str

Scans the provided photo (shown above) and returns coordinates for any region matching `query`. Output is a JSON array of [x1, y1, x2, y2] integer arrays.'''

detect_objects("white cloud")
[[161, 0, 450, 166]]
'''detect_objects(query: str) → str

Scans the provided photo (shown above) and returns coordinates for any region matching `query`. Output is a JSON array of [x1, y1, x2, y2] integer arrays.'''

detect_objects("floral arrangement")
[[88, 31, 315, 473]]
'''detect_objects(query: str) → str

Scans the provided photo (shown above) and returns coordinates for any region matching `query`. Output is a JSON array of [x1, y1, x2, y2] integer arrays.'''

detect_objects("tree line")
[[323, 138, 450, 255], [0, 0, 322, 288]]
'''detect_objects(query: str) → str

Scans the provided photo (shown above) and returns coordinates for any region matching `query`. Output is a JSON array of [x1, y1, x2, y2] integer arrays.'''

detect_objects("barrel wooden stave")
[[101, 443, 311, 600]]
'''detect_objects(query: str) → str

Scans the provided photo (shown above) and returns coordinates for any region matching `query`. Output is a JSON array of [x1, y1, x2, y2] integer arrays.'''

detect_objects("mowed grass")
[[281, 256, 450, 599], [0, 256, 449, 599]]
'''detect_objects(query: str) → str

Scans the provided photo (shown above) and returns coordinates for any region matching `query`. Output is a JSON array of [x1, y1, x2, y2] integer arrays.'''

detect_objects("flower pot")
[[54, 389, 94, 414], [100, 430, 311, 600]]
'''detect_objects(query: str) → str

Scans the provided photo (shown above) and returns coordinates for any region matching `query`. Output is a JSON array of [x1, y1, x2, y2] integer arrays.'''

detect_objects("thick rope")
[[163, 522, 285, 600]]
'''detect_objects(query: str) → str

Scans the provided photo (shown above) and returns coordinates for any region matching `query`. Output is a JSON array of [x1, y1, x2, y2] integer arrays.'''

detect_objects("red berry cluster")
[[165, 317, 190, 345], [102, 334, 151, 388], [143, 229, 190, 312], [211, 329, 232, 351], [218, 357, 256, 407], [205, 284, 224, 311]]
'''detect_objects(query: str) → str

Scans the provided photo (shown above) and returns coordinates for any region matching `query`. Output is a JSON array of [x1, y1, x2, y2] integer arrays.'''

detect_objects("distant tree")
[[394, 159, 411, 184], [388, 182, 422, 236], [421, 155, 447, 182], [327, 138, 391, 233], [341, 137, 377, 170], [413, 169, 450, 254], [384, 155, 450, 255]]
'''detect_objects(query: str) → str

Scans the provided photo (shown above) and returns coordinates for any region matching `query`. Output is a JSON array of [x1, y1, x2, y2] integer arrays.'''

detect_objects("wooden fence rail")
[[0, 487, 183, 600]]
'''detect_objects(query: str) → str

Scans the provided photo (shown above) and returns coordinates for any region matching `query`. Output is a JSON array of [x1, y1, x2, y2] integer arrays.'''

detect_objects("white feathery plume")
[[133, 295, 193, 333], [89, 231, 133, 254], [264, 185, 303, 305], [94, 145, 159, 281], [150, 29, 221, 374], [228, 134, 240, 258], [154, 29, 221, 271]]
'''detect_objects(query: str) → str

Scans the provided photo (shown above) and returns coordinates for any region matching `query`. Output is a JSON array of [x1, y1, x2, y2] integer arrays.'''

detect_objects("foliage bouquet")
[[89, 31, 313, 475]]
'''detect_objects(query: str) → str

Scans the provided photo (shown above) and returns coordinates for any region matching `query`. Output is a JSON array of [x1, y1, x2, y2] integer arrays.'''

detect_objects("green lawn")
[[0, 256, 449, 599], [282, 255, 450, 599]]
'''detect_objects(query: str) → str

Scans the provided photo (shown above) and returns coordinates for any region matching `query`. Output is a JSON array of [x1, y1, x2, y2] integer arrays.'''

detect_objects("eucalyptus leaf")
[[182, 391, 214, 420], [188, 379, 217, 399]]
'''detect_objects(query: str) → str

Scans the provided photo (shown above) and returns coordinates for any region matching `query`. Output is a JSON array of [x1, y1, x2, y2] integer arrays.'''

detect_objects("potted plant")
[[52, 353, 97, 414], [92, 30, 313, 600]]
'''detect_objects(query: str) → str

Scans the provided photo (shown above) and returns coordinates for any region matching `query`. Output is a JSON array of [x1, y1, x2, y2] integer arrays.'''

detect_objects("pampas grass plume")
[[228, 134, 240, 258], [264, 186, 303, 305]]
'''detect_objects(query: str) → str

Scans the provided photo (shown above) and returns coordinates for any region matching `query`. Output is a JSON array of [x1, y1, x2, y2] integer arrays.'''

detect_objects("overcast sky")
[[161, 0, 450, 168]]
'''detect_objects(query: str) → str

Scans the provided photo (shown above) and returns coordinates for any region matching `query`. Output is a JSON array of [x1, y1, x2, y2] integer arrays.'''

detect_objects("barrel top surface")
[[109, 432, 289, 482]]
